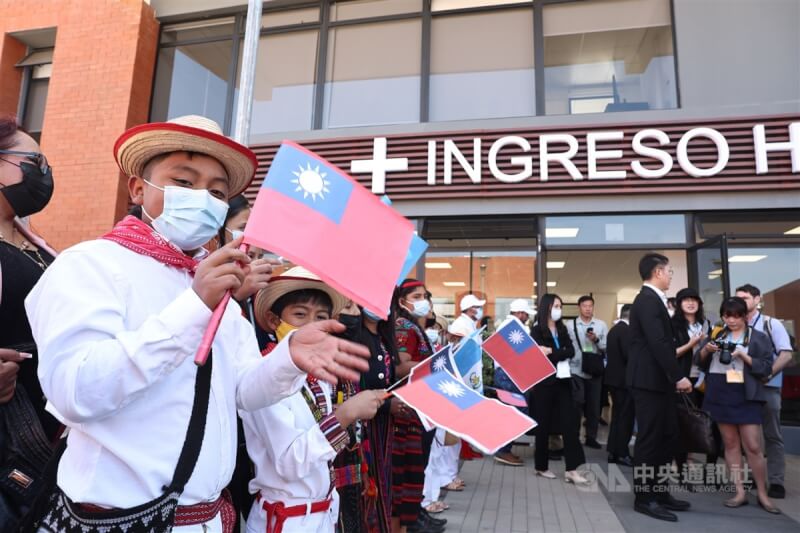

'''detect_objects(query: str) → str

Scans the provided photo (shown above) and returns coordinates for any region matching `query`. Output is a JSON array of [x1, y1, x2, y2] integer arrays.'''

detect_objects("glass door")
[[687, 235, 729, 322]]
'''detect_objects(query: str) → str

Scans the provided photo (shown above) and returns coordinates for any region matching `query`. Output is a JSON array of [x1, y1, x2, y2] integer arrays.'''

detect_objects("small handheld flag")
[[482, 319, 555, 393], [392, 370, 536, 454], [408, 345, 455, 383], [244, 142, 415, 317], [486, 386, 528, 408], [452, 328, 485, 393]]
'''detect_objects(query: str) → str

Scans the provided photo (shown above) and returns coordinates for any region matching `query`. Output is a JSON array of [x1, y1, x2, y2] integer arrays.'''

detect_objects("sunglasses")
[[0, 150, 50, 174]]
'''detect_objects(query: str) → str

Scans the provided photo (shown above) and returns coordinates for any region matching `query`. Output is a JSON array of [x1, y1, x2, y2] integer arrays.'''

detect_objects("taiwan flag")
[[392, 370, 536, 454], [483, 319, 555, 393], [408, 345, 455, 383], [244, 142, 414, 316]]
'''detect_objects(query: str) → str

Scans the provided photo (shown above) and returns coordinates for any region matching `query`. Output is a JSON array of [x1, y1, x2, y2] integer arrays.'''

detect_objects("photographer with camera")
[[697, 297, 778, 514]]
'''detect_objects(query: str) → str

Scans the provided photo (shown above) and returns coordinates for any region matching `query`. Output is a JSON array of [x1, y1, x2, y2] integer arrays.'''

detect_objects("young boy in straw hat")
[[244, 266, 384, 533], [25, 115, 370, 532]]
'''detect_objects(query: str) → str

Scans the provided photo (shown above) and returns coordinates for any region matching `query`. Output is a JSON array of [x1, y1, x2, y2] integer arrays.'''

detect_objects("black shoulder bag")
[[22, 352, 213, 533], [573, 321, 604, 377]]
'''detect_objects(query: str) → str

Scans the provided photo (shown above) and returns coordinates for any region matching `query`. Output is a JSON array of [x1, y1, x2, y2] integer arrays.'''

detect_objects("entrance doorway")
[[543, 249, 688, 325]]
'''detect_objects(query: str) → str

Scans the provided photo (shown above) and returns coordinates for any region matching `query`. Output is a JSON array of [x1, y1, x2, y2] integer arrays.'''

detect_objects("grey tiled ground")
[[438, 430, 800, 533]]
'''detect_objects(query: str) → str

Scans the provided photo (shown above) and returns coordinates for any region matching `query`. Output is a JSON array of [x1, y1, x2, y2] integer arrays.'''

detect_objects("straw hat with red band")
[[113, 115, 258, 198], [254, 266, 348, 331]]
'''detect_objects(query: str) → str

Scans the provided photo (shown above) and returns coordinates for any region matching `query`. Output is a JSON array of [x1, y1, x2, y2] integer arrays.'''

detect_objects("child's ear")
[[265, 310, 282, 331]]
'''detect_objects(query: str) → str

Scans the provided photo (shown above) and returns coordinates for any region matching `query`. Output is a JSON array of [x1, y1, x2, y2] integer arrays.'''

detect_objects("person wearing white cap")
[[450, 293, 486, 337], [24, 116, 371, 532], [492, 299, 534, 467]]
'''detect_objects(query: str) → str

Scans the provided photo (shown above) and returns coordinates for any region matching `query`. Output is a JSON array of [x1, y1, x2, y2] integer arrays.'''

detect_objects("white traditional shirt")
[[451, 313, 477, 336], [25, 239, 306, 510], [242, 380, 342, 533]]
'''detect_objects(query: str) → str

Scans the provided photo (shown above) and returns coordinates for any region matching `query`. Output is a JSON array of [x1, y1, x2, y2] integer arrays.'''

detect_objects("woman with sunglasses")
[[0, 116, 58, 529]]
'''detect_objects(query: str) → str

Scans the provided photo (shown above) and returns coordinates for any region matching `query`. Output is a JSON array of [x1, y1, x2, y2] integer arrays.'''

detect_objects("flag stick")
[[194, 243, 250, 366]]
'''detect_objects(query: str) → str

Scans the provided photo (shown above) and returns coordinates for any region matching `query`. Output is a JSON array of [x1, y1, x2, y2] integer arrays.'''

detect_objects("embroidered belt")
[[257, 492, 332, 533], [78, 490, 236, 532]]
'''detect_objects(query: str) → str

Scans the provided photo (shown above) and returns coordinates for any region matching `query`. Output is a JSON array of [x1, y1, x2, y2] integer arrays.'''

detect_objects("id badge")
[[726, 369, 744, 383]]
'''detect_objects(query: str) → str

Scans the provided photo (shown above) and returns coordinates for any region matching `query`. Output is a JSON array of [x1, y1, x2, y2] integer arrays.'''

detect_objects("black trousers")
[[607, 386, 635, 458], [532, 379, 585, 472], [632, 388, 679, 503], [583, 375, 603, 440]]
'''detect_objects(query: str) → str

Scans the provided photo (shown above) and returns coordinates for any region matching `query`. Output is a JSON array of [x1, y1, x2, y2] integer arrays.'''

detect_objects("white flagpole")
[[233, 0, 264, 144]]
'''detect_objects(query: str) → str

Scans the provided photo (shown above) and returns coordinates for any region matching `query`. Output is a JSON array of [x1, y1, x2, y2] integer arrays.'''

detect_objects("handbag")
[[572, 321, 604, 377], [23, 352, 214, 533], [0, 385, 57, 531], [676, 393, 716, 455]]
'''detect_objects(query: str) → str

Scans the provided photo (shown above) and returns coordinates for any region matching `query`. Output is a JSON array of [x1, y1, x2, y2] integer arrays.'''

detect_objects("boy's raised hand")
[[193, 236, 251, 309], [289, 319, 370, 384]]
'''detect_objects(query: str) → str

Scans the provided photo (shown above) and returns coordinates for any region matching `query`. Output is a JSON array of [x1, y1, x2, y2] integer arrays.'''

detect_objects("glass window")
[[432, 0, 531, 10], [151, 41, 233, 128], [262, 7, 320, 28], [22, 75, 49, 141], [245, 31, 319, 139], [160, 19, 235, 44], [322, 20, 421, 128], [545, 214, 686, 246], [430, 9, 534, 121], [543, 0, 677, 115], [425, 249, 537, 329], [330, 0, 421, 21]]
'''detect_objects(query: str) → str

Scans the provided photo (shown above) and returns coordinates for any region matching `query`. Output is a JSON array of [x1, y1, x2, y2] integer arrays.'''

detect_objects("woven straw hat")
[[254, 266, 348, 331], [113, 115, 258, 197]]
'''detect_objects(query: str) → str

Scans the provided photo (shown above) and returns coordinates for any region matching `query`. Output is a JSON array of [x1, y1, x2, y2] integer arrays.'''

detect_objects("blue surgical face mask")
[[425, 328, 440, 344], [226, 227, 244, 241], [363, 308, 383, 322], [143, 180, 229, 251], [408, 299, 431, 318]]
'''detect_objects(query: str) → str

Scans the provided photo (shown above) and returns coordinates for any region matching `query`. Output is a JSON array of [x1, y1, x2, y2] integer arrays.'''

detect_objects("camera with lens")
[[715, 341, 738, 365]]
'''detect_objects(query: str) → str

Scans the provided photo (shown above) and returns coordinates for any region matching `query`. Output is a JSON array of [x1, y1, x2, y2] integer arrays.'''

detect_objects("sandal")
[[536, 470, 557, 480], [425, 501, 449, 514], [724, 496, 748, 508], [441, 481, 464, 491], [758, 499, 781, 515]]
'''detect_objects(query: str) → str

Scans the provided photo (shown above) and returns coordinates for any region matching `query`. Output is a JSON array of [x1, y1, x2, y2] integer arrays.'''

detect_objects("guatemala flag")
[[452, 328, 484, 394]]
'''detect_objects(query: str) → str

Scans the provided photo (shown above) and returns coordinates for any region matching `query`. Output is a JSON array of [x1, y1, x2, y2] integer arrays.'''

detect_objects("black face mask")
[[0, 161, 54, 218], [338, 313, 362, 338]]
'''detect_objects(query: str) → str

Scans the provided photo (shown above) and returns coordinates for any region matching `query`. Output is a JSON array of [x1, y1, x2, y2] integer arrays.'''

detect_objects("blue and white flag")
[[452, 327, 485, 394]]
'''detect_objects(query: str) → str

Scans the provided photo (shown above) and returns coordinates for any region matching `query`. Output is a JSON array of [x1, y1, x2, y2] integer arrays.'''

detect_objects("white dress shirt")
[[242, 381, 340, 533], [566, 316, 609, 379], [25, 239, 306, 511], [451, 313, 477, 335], [643, 283, 669, 308]]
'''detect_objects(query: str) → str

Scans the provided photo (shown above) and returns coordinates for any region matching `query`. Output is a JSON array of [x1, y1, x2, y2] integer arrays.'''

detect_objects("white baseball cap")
[[509, 298, 535, 315], [460, 294, 486, 311]]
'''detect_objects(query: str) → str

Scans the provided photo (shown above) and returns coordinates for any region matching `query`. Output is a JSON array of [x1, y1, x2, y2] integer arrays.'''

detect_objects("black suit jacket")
[[626, 286, 682, 392], [530, 321, 575, 387], [605, 320, 631, 388]]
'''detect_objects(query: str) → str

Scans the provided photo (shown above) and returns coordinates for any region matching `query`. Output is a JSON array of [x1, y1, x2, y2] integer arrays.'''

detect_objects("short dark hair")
[[735, 283, 760, 297], [720, 296, 748, 318], [0, 115, 20, 151], [638, 253, 670, 281], [620, 304, 632, 319], [578, 295, 594, 305], [271, 289, 333, 318]]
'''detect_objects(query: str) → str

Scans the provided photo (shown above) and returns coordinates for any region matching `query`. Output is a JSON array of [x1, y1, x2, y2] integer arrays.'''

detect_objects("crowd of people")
[[0, 113, 795, 533]]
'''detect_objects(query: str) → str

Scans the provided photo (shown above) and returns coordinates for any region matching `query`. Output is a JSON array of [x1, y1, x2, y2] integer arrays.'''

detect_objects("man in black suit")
[[627, 253, 693, 522], [605, 304, 634, 467]]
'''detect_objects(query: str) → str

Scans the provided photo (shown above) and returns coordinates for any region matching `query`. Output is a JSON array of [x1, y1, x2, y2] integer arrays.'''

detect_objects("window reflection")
[[545, 214, 686, 246], [430, 9, 535, 121], [544, 0, 677, 115]]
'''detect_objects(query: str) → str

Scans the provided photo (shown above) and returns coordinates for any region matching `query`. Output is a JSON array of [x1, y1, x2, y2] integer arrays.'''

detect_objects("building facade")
[[1, 0, 799, 428]]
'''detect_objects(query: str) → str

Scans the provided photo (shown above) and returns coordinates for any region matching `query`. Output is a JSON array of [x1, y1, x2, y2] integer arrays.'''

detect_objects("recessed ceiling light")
[[707, 268, 722, 280], [425, 262, 452, 269], [546, 228, 580, 238], [784, 225, 800, 235], [443, 281, 466, 287], [546, 261, 566, 269], [546, 281, 557, 287], [728, 255, 767, 263], [533, 282, 538, 287]]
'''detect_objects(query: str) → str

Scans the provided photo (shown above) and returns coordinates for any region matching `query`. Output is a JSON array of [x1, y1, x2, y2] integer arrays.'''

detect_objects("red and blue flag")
[[482, 319, 555, 393], [408, 345, 455, 383], [392, 370, 536, 454], [244, 142, 414, 316]]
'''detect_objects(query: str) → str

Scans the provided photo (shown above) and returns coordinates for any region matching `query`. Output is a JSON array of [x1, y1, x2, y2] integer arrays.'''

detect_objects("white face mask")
[[474, 307, 484, 322], [407, 299, 431, 318], [143, 181, 228, 250], [425, 328, 439, 344], [226, 227, 244, 241], [550, 308, 562, 321]]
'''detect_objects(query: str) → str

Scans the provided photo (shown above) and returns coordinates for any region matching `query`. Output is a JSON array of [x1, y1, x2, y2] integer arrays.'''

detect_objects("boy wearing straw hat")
[[244, 266, 384, 533], [24, 116, 370, 532]]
